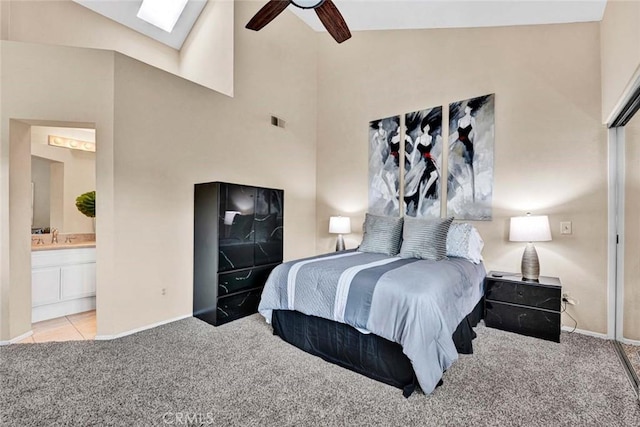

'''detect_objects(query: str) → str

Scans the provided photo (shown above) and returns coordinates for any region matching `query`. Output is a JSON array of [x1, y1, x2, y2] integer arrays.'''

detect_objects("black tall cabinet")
[[193, 182, 283, 326]]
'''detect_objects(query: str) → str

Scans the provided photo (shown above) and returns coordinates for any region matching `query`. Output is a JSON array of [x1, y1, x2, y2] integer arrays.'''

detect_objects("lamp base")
[[335, 234, 345, 252], [521, 242, 540, 281]]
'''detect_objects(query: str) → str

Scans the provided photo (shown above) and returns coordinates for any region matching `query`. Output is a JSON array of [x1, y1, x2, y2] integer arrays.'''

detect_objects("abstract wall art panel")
[[368, 115, 401, 216], [447, 94, 495, 220], [404, 107, 443, 218]]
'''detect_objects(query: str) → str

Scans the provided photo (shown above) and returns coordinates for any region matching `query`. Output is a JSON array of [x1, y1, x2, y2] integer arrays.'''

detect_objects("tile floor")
[[17, 310, 96, 343]]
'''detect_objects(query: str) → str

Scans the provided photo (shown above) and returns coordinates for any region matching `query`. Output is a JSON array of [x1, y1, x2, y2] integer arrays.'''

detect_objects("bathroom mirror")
[[30, 126, 96, 235]]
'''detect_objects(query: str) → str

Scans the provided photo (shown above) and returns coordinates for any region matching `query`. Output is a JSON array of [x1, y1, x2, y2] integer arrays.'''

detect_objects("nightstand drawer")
[[485, 278, 561, 311], [485, 300, 560, 342]]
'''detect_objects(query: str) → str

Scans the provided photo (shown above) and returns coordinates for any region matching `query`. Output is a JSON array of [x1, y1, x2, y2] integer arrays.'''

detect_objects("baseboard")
[[94, 314, 192, 341], [561, 326, 609, 340], [561, 326, 640, 345], [620, 337, 640, 346], [32, 297, 96, 323], [0, 330, 34, 346]]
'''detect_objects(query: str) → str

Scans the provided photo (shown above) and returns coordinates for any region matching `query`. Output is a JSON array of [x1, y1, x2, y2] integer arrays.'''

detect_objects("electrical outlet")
[[562, 292, 577, 305], [161, 288, 166, 296], [560, 221, 572, 235]]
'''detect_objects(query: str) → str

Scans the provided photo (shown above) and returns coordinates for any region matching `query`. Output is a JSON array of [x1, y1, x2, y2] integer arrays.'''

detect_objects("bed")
[[258, 217, 486, 397]]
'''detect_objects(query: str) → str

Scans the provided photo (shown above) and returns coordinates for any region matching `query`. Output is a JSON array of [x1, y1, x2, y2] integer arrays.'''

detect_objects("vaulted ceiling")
[[290, 0, 608, 32], [73, 0, 608, 50]]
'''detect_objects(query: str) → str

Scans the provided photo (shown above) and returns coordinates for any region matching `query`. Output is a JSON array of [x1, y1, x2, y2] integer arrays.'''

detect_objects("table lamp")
[[509, 213, 552, 281], [329, 216, 351, 251]]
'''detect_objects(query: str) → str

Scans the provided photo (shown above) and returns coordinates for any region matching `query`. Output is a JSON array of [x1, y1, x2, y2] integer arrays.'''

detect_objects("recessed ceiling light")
[[137, 0, 189, 33]]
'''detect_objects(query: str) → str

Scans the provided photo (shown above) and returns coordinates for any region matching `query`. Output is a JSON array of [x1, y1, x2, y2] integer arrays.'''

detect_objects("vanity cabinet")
[[31, 248, 96, 322], [193, 182, 284, 326]]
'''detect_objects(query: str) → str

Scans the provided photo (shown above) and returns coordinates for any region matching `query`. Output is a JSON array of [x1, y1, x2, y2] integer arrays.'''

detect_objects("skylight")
[[137, 0, 189, 33]]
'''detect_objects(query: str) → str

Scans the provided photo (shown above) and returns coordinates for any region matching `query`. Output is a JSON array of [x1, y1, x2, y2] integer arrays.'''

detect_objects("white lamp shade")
[[329, 216, 351, 234], [509, 215, 552, 242], [224, 211, 241, 225]]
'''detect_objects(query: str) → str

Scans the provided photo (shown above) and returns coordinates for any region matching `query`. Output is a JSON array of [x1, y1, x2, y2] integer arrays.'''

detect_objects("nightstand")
[[484, 271, 562, 343]]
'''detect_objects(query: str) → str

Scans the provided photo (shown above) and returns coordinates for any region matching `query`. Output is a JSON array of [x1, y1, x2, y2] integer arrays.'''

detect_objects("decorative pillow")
[[399, 217, 454, 261], [230, 214, 255, 241], [446, 222, 484, 264], [357, 213, 404, 256]]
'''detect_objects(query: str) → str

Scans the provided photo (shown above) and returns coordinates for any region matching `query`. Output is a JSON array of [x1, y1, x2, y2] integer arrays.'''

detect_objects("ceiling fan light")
[[291, 0, 324, 9]]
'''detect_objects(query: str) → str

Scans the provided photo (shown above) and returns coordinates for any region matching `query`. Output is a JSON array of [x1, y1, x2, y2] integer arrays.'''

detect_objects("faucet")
[[51, 228, 58, 244]]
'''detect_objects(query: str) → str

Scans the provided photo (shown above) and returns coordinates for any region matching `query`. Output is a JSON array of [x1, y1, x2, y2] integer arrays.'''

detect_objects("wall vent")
[[271, 116, 286, 128]]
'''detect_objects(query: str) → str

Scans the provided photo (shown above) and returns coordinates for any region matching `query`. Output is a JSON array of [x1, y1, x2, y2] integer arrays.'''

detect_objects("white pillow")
[[446, 222, 484, 264]]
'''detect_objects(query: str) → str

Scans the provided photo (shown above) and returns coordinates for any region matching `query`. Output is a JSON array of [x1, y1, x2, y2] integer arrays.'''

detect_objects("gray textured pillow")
[[400, 217, 454, 260], [357, 214, 404, 256]]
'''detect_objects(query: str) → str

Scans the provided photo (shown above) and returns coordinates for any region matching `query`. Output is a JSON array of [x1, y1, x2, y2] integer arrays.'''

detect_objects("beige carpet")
[[2, 315, 639, 426]]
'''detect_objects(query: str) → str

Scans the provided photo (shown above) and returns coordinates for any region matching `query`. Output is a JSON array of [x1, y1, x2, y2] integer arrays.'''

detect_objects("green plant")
[[75, 191, 96, 218]]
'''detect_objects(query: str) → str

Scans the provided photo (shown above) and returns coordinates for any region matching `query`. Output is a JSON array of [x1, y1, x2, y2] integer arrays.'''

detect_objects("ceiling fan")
[[246, 0, 352, 44]]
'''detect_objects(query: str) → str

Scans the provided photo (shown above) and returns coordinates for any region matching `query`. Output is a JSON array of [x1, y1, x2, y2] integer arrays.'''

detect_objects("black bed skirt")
[[271, 298, 484, 397]]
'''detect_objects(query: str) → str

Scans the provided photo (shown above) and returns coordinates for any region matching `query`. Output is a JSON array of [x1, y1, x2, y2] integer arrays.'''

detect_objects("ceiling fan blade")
[[315, 0, 351, 43], [246, 0, 292, 31]]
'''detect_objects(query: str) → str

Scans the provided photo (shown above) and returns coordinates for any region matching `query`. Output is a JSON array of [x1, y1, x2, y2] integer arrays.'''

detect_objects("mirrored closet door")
[[611, 90, 640, 396]]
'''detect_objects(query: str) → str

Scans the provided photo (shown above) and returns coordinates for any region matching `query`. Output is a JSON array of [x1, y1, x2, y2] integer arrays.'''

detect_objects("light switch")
[[560, 221, 572, 235]]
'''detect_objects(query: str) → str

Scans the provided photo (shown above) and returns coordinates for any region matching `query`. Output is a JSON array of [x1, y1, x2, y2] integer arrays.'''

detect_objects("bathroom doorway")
[[21, 122, 97, 343]]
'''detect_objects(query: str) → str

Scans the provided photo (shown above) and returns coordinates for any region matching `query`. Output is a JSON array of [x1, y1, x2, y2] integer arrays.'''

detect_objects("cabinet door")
[[61, 263, 96, 300], [219, 184, 257, 272], [32, 267, 61, 307], [254, 188, 283, 266]]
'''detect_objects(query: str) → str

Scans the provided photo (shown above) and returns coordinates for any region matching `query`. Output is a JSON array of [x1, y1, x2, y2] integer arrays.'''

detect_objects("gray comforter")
[[258, 250, 486, 394]]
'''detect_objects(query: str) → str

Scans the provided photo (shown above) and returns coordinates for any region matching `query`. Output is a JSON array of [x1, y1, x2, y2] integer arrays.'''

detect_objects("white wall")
[[1, 0, 234, 96], [102, 3, 318, 336], [30, 155, 52, 229], [0, 1, 8, 39], [316, 23, 608, 334], [7, 120, 31, 339], [180, 0, 234, 97], [0, 1, 317, 340], [0, 41, 115, 341], [0, 1, 621, 340], [601, 0, 640, 122]]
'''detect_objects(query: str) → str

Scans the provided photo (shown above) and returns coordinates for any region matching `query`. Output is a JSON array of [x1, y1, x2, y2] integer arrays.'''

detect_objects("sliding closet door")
[[624, 115, 640, 343]]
